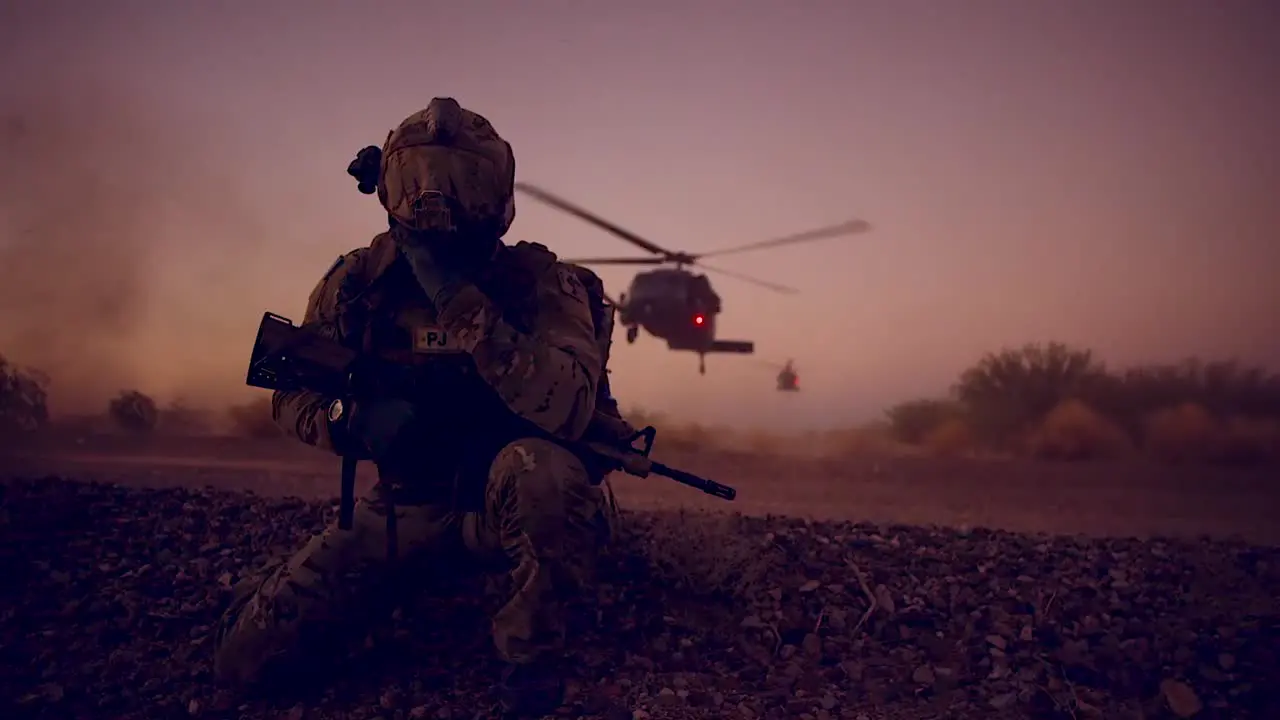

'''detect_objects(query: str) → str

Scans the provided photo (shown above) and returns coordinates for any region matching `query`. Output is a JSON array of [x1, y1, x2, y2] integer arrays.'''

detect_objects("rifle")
[[245, 312, 736, 528]]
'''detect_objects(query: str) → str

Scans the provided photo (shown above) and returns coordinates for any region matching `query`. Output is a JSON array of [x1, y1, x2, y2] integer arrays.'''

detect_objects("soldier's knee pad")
[[490, 437, 591, 498], [490, 438, 611, 562]]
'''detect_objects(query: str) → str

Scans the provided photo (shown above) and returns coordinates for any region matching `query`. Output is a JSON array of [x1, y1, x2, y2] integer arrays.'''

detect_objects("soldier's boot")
[[496, 659, 566, 717]]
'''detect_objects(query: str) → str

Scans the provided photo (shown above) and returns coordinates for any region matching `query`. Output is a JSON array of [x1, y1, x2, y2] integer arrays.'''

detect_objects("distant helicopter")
[[759, 358, 801, 391], [775, 359, 800, 392], [516, 182, 872, 374]]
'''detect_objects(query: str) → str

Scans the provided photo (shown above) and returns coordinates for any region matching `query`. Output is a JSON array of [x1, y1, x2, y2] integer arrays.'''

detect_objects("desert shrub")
[[923, 417, 973, 457], [158, 399, 214, 435], [954, 342, 1109, 445], [0, 354, 49, 433], [108, 390, 159, 434], [226, 397, 283, 439], [1142, 402, 1220, 464], [1215, 416, 1280, 465], [885, 398, 963, 444], [1026, 399, 1131, 461], [1119, 360, 1280, 419]]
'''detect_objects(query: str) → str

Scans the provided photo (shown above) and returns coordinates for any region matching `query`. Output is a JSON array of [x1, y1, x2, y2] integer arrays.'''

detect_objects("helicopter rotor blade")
[[562, 256, 666, 266], [695, 262, 799, 294], [695, 219, 872, 260], [515, 182, 683, 260]]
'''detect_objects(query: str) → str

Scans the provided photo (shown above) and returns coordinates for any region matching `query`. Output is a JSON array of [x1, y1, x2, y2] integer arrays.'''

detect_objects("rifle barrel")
[[651, 461, 738, 501]]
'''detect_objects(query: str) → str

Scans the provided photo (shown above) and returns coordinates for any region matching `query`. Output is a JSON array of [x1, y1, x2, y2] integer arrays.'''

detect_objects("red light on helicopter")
[[693, 314, 705, 325]]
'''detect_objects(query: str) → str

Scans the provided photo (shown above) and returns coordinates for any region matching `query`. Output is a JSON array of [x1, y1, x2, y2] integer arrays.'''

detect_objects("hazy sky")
[[2, 0, 1277, 430]]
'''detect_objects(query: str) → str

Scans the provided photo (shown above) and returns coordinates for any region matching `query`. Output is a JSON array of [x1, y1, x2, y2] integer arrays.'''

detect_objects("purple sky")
[[2, 0, 1277, 429]]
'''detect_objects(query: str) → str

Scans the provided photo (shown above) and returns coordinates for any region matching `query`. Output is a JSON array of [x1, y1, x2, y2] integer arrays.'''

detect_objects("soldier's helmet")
[[377, 98, 517, 238]]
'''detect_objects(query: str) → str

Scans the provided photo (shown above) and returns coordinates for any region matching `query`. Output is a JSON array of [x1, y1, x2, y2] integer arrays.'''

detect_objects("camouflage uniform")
[[213, 101, 626, 704]]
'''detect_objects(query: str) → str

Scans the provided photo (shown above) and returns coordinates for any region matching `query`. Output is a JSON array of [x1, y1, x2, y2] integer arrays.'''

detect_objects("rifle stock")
[[246, 312, 737, 508]]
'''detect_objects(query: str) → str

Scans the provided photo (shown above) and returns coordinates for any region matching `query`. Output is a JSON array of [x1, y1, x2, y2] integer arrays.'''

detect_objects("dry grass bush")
[[1143, 402, 1220, 464], [955, 343, 1110, 446], [1027, 399, 1132, 461], [923, 417, 974, 457], [225, 397, 283, 439], [107, 390, 159, 434], [891, 342, 1280, 465], [1143, 404, 1280, 465], [885, 398, 964, 445], [1217, 416, 1280, 464]]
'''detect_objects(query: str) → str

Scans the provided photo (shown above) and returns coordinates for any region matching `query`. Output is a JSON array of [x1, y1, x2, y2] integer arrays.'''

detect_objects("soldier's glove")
[[345, 398, 418, 462], [390, 215, 468, 310], [398, 242, 467, 310]]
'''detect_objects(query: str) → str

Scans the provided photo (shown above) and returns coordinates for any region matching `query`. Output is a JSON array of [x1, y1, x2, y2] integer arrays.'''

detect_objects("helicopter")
[[515, 182, 872, 374], [773, 359, 801, 392], [756, 358, 800, 391]]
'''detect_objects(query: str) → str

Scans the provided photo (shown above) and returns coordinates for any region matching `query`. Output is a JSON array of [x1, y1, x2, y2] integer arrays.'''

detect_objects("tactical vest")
[[323, 234, 625, 503]]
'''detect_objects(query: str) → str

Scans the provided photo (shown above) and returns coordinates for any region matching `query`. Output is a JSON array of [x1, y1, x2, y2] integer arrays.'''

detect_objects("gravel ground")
[[2, 476, 1278, 720]]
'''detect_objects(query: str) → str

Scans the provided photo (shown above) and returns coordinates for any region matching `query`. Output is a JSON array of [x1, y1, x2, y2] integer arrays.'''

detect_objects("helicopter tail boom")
[[708, 340, 754, 354]]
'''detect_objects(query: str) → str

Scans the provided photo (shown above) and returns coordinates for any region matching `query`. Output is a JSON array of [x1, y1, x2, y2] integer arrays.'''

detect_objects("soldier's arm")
[[436, 265, 601, 441], [269, 248, 368, 452], [271, 388, 340, 451]]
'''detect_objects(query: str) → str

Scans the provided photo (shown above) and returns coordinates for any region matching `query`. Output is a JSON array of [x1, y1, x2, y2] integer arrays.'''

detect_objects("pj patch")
[[413, 325, 464, 354]]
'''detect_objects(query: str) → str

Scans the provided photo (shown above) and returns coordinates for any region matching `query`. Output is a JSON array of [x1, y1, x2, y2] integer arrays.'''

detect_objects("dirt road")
[[5, 432, 1277, 544]]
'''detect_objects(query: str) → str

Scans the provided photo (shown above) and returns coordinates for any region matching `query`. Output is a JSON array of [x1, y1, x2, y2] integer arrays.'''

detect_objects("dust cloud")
[[0, 82, 270, 417]]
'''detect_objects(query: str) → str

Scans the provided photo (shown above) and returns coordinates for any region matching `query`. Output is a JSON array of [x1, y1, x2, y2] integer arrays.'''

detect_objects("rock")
[[2, 477, 1278, 720], [802, 633, 822, 658], [989, 692, 1017, 710], [1161, 679, 1203, 718]]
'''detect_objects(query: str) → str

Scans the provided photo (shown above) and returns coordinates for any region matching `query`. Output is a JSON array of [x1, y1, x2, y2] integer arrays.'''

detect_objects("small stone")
[[874, 585, 895, 613], [986, 635, 1007, 650], [1160, 679, 1203, 718], [1218, 653, 1236, 670], [802, 633, 822, 657], [989, 692, 1017, 710], [911, 665, 935, 685]]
